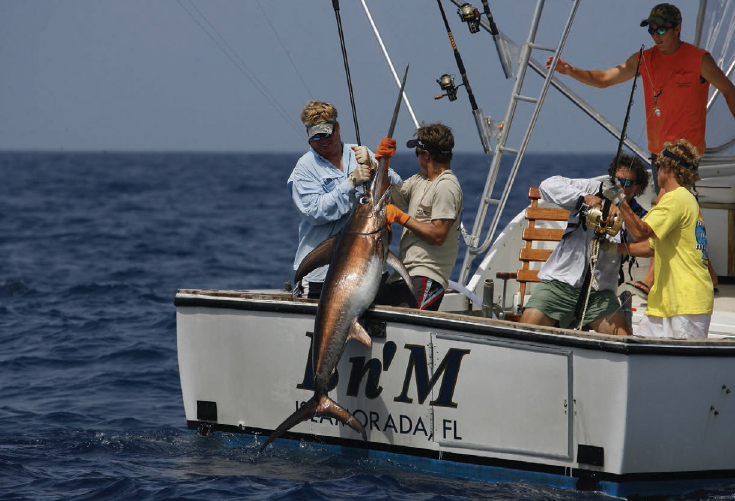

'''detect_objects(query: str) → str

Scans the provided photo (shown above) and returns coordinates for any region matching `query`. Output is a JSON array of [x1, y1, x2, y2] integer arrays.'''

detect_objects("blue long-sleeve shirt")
[[287, 143, 401, 282]]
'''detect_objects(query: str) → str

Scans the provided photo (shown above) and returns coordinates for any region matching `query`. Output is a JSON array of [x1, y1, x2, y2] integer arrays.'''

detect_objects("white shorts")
[[635, 314, 711, 339]]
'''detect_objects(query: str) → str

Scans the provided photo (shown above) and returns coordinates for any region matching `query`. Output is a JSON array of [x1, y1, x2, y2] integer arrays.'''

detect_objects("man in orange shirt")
[[546, 3, 734, 297]]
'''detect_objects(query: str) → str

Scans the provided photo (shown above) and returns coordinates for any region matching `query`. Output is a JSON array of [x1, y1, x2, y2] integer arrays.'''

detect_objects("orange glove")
[[385, 204, 410, 226], [375, 137, 396, 161]]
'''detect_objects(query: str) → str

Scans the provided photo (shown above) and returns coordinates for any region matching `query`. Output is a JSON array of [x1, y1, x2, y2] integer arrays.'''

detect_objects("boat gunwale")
[[175, 289, 735, 356]]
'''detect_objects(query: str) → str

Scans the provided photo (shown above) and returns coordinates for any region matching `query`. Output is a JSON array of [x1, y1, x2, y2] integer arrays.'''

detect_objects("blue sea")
[[2, 151, 733, 500]]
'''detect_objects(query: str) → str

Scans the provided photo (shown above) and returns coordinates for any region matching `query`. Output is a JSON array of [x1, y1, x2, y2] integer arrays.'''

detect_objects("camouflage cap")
[[640, 3, 682, 27]]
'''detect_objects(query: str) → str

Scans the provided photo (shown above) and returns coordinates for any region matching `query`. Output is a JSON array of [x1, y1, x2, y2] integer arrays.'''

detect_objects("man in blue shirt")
[[288, 100, 401, 298]]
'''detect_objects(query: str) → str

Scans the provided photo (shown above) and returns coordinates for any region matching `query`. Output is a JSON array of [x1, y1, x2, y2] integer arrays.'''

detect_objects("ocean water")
[[1, 150, 732, 500]]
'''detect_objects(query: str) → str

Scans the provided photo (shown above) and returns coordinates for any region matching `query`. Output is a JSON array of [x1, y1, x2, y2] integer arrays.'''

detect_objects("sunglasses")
[[647, 25, 670, 36], [617, 177, 639, 187], [310, 132, 333, 141]]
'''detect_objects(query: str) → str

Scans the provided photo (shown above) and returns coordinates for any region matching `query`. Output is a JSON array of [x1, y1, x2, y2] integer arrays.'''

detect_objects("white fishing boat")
[[175, 0, 735, 496]]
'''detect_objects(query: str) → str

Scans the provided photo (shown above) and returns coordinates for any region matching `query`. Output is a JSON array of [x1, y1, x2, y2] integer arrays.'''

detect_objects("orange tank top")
[[641, 42, 709, 155]]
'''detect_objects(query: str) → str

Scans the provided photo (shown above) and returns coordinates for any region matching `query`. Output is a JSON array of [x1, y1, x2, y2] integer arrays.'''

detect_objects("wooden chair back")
[[496, 186, 570, 313]]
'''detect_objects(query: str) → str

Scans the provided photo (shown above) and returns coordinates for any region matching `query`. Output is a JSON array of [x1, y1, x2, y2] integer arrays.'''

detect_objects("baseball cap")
[[406, 138, 452, 155], [640, 3, 682, 27], [306, 121, 335, 139]]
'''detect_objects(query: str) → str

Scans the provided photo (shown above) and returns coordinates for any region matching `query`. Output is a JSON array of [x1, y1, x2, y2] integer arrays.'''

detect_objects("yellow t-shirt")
[[644, 187, 713, 316]]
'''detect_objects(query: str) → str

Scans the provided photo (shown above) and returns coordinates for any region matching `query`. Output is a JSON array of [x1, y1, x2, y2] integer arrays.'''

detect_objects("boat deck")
[[626, 258, 735, 338]]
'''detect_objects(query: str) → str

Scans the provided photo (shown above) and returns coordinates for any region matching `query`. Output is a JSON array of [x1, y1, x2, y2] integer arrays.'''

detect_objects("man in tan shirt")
[[377, 123, 464, 311]]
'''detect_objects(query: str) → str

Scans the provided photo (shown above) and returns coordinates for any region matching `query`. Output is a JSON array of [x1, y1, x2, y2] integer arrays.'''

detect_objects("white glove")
[[352, 145, 371, 166], [602, 179, 625, 207], [348, 163, 371, 187], [598, 239, 618, 253]]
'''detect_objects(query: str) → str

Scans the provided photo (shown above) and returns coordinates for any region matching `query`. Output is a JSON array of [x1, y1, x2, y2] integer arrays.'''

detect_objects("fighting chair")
[[495, 186, 569, 321]]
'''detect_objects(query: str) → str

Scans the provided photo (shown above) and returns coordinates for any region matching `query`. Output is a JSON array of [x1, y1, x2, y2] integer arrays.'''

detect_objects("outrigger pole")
[[331, 0, 361, 145], [572, 46, 644, 330]]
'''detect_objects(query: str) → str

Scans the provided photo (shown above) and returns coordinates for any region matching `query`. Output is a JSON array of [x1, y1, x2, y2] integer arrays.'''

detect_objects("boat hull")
[[175, 289, 735, 497]]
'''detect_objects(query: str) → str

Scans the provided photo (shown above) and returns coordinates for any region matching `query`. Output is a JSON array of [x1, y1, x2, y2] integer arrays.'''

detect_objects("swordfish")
[[260, 69, 413, 452]]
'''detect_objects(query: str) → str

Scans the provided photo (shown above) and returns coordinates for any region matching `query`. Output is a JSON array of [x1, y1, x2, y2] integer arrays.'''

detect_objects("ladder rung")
[[514, 94, 538, 103], [498, 146, 519, 154], [483, 197, 501, 205], [529, 43, 556, 52]]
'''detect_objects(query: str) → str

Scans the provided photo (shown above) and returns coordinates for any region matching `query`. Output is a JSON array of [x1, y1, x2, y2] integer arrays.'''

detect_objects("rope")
[[576, 238, 600, 330]]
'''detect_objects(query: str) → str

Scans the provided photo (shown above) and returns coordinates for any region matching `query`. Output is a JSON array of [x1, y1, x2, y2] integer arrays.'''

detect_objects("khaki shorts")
[[524, 279, 621, 329]]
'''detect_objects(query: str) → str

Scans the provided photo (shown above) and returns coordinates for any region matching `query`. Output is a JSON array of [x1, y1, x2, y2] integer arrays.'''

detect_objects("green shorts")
[[524, 279, 621, 329]]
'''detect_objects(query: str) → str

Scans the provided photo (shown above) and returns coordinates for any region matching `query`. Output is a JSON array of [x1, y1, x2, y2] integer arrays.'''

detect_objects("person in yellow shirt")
[[602, 139, 713, 338]]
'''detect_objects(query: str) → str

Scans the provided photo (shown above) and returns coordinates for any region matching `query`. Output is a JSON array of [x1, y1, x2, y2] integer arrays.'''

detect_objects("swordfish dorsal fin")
[[294, 235, 338, 284]]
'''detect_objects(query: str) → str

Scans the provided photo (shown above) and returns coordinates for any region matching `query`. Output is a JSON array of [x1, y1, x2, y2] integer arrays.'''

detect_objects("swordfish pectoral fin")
[[294, 235, 338, 284], [386, 251, 418, 308], [347, 318, 371, 349]]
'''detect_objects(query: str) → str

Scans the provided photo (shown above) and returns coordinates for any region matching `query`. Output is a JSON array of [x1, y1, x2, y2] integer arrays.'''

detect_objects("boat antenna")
[[331, 0, 361, 145], [572, 47, 643, 330], [436, 0, 479, 112]]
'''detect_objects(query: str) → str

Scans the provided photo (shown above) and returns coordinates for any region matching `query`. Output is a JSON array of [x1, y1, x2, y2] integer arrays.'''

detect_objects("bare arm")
[[618, 199, 656, 241], [545, 53, 639, 88], [701, 52, 735, 121], [613, 239, 654, 258], [403, 218, 453, 246]]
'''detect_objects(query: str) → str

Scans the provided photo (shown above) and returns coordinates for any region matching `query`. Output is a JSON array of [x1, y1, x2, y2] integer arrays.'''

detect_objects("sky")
[[0, 0, 703, 153]]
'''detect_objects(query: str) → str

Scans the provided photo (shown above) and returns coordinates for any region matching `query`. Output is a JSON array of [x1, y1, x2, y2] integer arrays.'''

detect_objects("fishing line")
[[176, 0, 304, 139], [332, 0, 361, 145], [256, 0, 315, 100]]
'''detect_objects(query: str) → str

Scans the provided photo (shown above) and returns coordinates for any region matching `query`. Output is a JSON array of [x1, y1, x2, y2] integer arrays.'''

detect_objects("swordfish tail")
[[259, 392, 367, 452]]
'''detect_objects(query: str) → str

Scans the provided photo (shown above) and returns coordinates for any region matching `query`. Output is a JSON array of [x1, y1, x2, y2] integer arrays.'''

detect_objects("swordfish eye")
[[359, 196, 369, 205]]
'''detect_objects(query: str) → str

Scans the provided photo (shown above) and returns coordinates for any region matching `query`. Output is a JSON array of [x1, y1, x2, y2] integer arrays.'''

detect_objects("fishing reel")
[[457, 3, 481, 33], [434, 74, 461, 101], [586, 204, 622, 237]]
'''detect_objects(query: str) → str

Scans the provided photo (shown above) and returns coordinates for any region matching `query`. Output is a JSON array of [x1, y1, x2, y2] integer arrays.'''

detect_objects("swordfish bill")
[[260, 68, 411, 452]]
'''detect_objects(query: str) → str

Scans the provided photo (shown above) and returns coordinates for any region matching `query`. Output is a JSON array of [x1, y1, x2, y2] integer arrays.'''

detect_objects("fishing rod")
[[480, 0, 512, 79], [572, 46, 644, 330], [609, 46, 644, 180], [436, 0, 479, 112], [331, 0, 361, 145], [436, 0, 493, 153]]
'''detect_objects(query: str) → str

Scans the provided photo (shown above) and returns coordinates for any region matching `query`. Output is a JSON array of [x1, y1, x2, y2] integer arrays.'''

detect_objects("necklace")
[[642, 44, 680, 118]]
